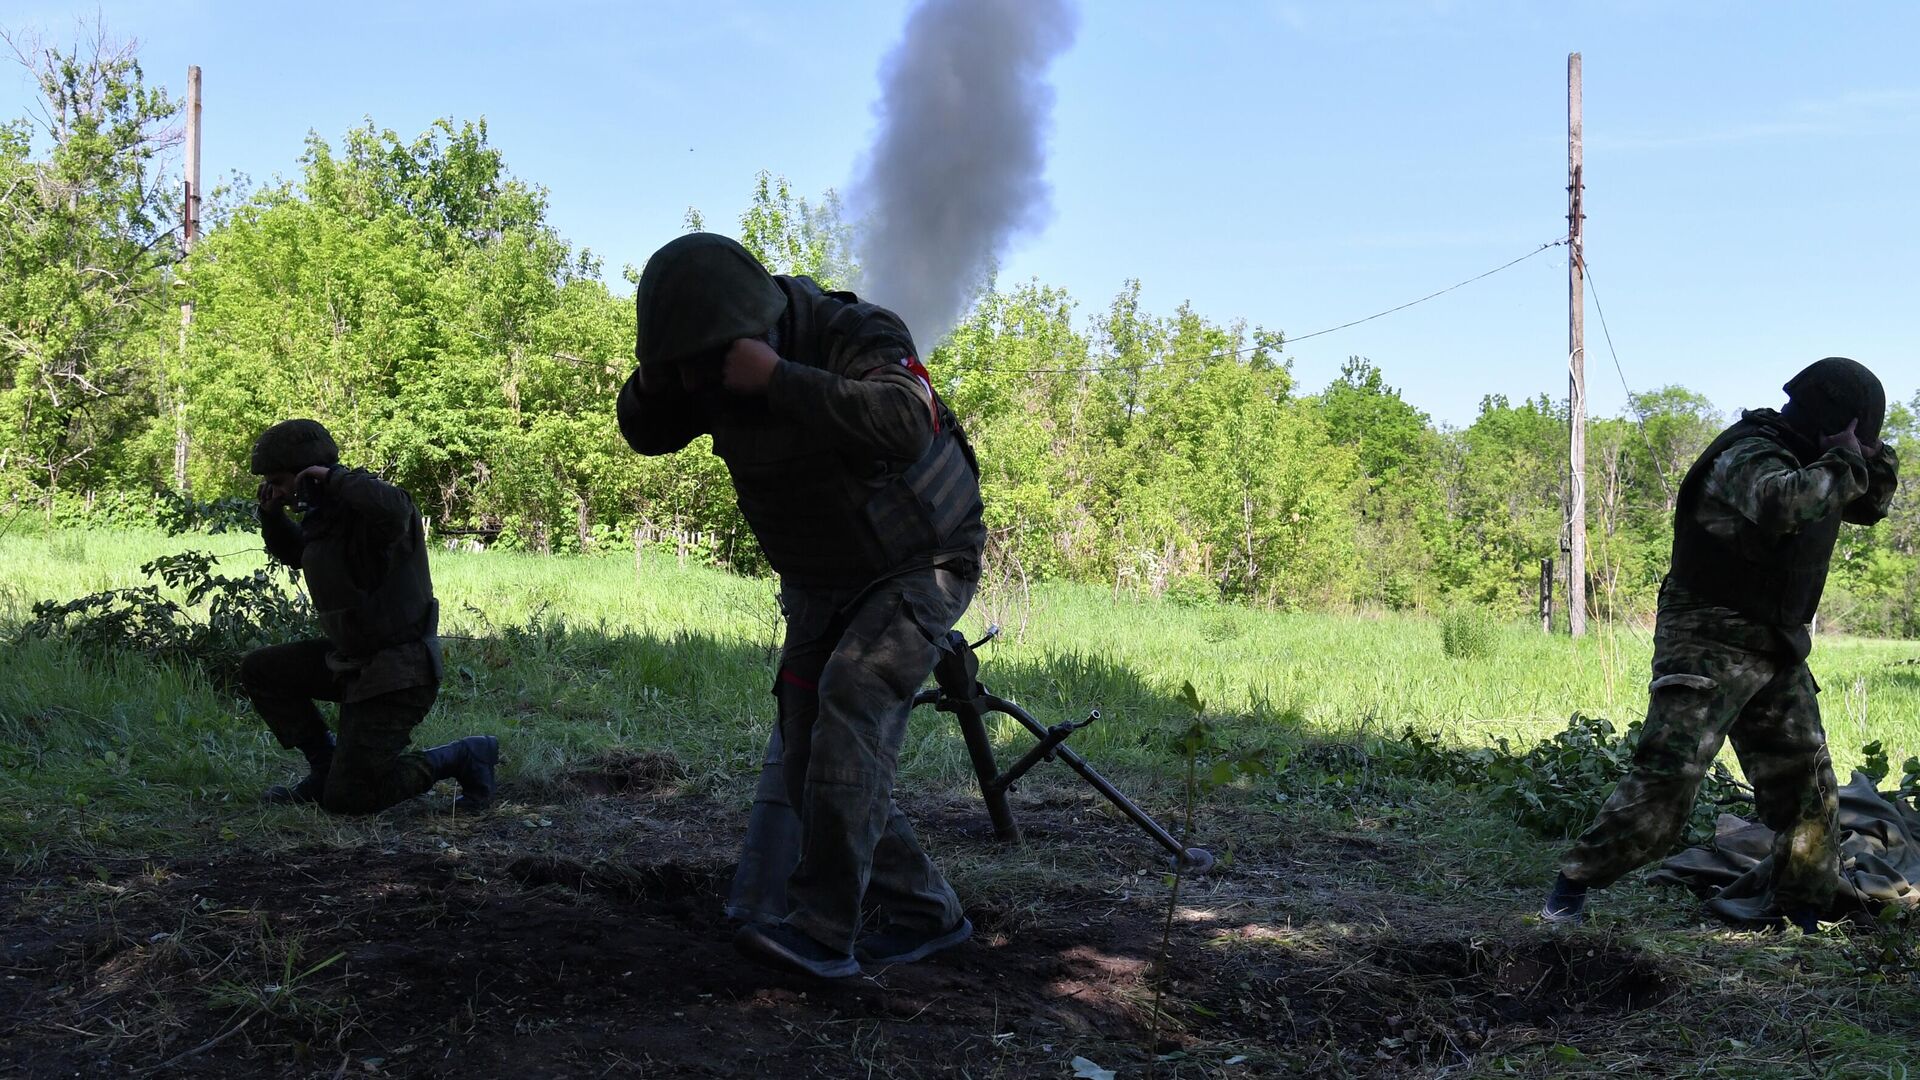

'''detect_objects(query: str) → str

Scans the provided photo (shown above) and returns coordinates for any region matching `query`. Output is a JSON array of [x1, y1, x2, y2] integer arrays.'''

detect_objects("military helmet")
[[250, 419, 339, 475], [635, 233, 786, 383], [1783, 357, 1885, 444]]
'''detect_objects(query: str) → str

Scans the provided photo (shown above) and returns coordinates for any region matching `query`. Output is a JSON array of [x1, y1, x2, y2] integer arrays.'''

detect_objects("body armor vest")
[[299, 475, 439, 657], [713, 277, 984, 588], [1667, 412, 1842, 627]]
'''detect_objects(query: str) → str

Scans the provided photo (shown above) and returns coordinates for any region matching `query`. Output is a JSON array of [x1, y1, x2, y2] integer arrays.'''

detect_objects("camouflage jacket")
[[617, 275, 985, 593], [1666, 424, 1899, 660], [261, 467, 442, 701]]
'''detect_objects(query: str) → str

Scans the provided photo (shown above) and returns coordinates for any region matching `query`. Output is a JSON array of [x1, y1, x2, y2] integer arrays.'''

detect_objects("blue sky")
[[4, 0, 1915, 427]]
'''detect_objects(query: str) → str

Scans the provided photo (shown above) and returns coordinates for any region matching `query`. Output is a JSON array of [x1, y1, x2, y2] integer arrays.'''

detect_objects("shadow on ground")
[[2, 766, 1690, 1080]]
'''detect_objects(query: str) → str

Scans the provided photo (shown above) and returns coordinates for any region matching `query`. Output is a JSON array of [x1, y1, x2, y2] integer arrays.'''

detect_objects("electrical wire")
[[461, 238, 1576, 381], [987, 237, 1570, 375], [1578, 252, 1677, 500]]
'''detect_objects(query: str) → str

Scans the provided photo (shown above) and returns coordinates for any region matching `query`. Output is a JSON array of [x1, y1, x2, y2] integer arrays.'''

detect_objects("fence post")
[[1540, 557, 1554, 634]]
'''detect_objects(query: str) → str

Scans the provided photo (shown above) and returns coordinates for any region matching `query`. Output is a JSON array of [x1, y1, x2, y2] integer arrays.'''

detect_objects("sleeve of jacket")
[[259, 507, 306, 568], [1843, 443, 1900, 526], [1706, 437, 1872, 536], [324, 468, 416, 543], [617, 367, 703, 455], [763, 304, 935, 462]]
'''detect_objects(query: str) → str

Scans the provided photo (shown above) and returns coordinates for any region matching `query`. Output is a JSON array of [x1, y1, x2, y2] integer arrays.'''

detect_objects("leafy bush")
[[1860, 740, 1920, 804], [1843, 904, 1920, 986], [154, 491, 260, 535], [1383, 714, 1751, 843], [1200, 612, 1246, 644], [16, 549, 308, 688], [1164, 575, 1221, 610], [1440, 606, 1498, 660]]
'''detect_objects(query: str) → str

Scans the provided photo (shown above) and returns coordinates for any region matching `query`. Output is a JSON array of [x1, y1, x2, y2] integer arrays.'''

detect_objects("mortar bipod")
[[915, 625, 1216, 875]]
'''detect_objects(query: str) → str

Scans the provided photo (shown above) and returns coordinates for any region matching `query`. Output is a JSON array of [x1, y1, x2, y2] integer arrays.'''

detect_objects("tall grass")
[[3, 527, 1916, 858]]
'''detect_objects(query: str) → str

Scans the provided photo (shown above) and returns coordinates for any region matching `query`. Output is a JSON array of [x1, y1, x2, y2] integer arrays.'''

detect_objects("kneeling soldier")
[[244, 419, 499, 814], [1544, 358, 1899, 927], [618, 234, 984, 979]]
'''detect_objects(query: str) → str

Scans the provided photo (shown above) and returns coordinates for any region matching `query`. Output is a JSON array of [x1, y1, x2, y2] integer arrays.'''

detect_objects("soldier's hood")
[[1782, 356, 1885, 443]]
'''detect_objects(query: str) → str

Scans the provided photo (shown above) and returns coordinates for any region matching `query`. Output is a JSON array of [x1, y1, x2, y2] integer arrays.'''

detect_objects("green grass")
[[2, 526, 1916, 860], [6, 526, 1920, 1077]]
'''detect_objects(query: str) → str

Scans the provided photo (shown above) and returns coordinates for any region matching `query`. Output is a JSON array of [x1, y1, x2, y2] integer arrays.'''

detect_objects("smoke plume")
[[850, 0, 1078, 349]]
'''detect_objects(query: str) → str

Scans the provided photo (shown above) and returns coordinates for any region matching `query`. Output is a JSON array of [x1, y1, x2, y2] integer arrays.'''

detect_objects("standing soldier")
[[1543, 358, 1900, 928], [618, 233, 984, 979], [245, 419, 500, 814]]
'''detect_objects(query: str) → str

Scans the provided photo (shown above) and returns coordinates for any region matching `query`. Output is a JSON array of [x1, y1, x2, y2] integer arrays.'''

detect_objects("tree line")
[[2, 34, 1914, 634]]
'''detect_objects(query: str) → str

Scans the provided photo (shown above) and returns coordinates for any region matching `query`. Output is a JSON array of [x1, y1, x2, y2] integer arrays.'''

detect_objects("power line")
[[473, 237, 1575, 381], [989, 236, 1570, 375], [1577, 252, 1676, 500]]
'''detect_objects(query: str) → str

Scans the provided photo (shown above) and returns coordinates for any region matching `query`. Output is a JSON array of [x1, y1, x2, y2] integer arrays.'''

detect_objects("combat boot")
[[421, 735, 500, 811], [1540, 873, 1589, 924], [264, 731, 334, 805], [1783, 907, 1823, 933], [856, 917, 973, 966], [734, 922, 860, 980]]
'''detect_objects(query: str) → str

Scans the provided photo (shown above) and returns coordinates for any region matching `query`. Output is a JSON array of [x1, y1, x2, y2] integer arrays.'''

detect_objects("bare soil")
[[1, 773, 1676, 1079]]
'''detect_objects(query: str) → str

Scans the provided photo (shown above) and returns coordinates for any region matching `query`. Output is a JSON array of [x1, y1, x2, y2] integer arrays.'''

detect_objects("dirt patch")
[[1, 797, 1678, 1078], [2, 851, 1162, 1077], [1378, 935, 1675, 1020], [1193, 924, 1676, 1069], [506, 853, 729, 915], [564, 749, 689, 797]]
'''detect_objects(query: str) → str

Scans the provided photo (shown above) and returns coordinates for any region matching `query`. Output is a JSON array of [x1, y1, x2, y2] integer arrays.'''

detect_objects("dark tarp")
[[1651, 771, 1920, 925]]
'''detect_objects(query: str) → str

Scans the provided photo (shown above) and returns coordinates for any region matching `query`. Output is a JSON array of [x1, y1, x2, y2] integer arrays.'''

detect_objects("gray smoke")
[[850, 0, 1078, 350]]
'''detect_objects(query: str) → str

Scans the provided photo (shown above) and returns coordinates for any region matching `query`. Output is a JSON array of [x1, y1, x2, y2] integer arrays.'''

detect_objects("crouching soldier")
[[244, 419, 499, 814], [618, 233, 984, 979], [1544, 358, 1899, 928]]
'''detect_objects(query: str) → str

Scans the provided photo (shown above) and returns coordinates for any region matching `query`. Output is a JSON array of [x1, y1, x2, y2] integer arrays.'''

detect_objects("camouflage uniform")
[[247, 464, 447, 815], [767, 570, 972, 949], [619, 249, 985, 957], [241, 640, 439, 814], [1561, 411, 1899, 912]]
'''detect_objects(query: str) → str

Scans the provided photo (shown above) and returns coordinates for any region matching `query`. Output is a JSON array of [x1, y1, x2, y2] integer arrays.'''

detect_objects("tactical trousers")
[[729, 567, 971, 954], [240, 639, 439, 816], [1561, 623, 1841, 911]]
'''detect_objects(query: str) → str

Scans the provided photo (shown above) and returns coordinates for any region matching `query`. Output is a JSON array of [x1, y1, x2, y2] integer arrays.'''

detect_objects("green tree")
[[3, 53, 1911, 641], [735, 171, 856, 290], [0, 27, 180, 512], [1435, 394, 1567, 613], [1317, 358, 1446, 609], [177, 118, 643, 551], [1829, 391, 1918, 635]]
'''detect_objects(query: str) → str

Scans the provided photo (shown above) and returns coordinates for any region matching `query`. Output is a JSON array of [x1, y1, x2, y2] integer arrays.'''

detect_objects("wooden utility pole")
[[174, 64, 201, 493], [1566, 52, 1588, 638]]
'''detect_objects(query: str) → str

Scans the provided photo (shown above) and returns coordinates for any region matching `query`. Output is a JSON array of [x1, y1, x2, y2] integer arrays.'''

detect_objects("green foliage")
[[4, 531, 1918, 863], [1840, 904, 1920, 987], [1166, 681, 1276, 797], [1319, 358, 1444, 610], [153, 491, 258, 535], [205, 928, 349, 1030], [1163, 575, 1219, 609], [1384, 715, 1751, 842], [17, 549, 308, 686], [1, 26, 1915, 633], [1149, 680, 1275, 1058], [1858, 739, 1920, 803], [0, 30, 180, 507], [735, 171, 855, 289], [1439, 606, 1498, 660], [1829, 402, 1920, 638]]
